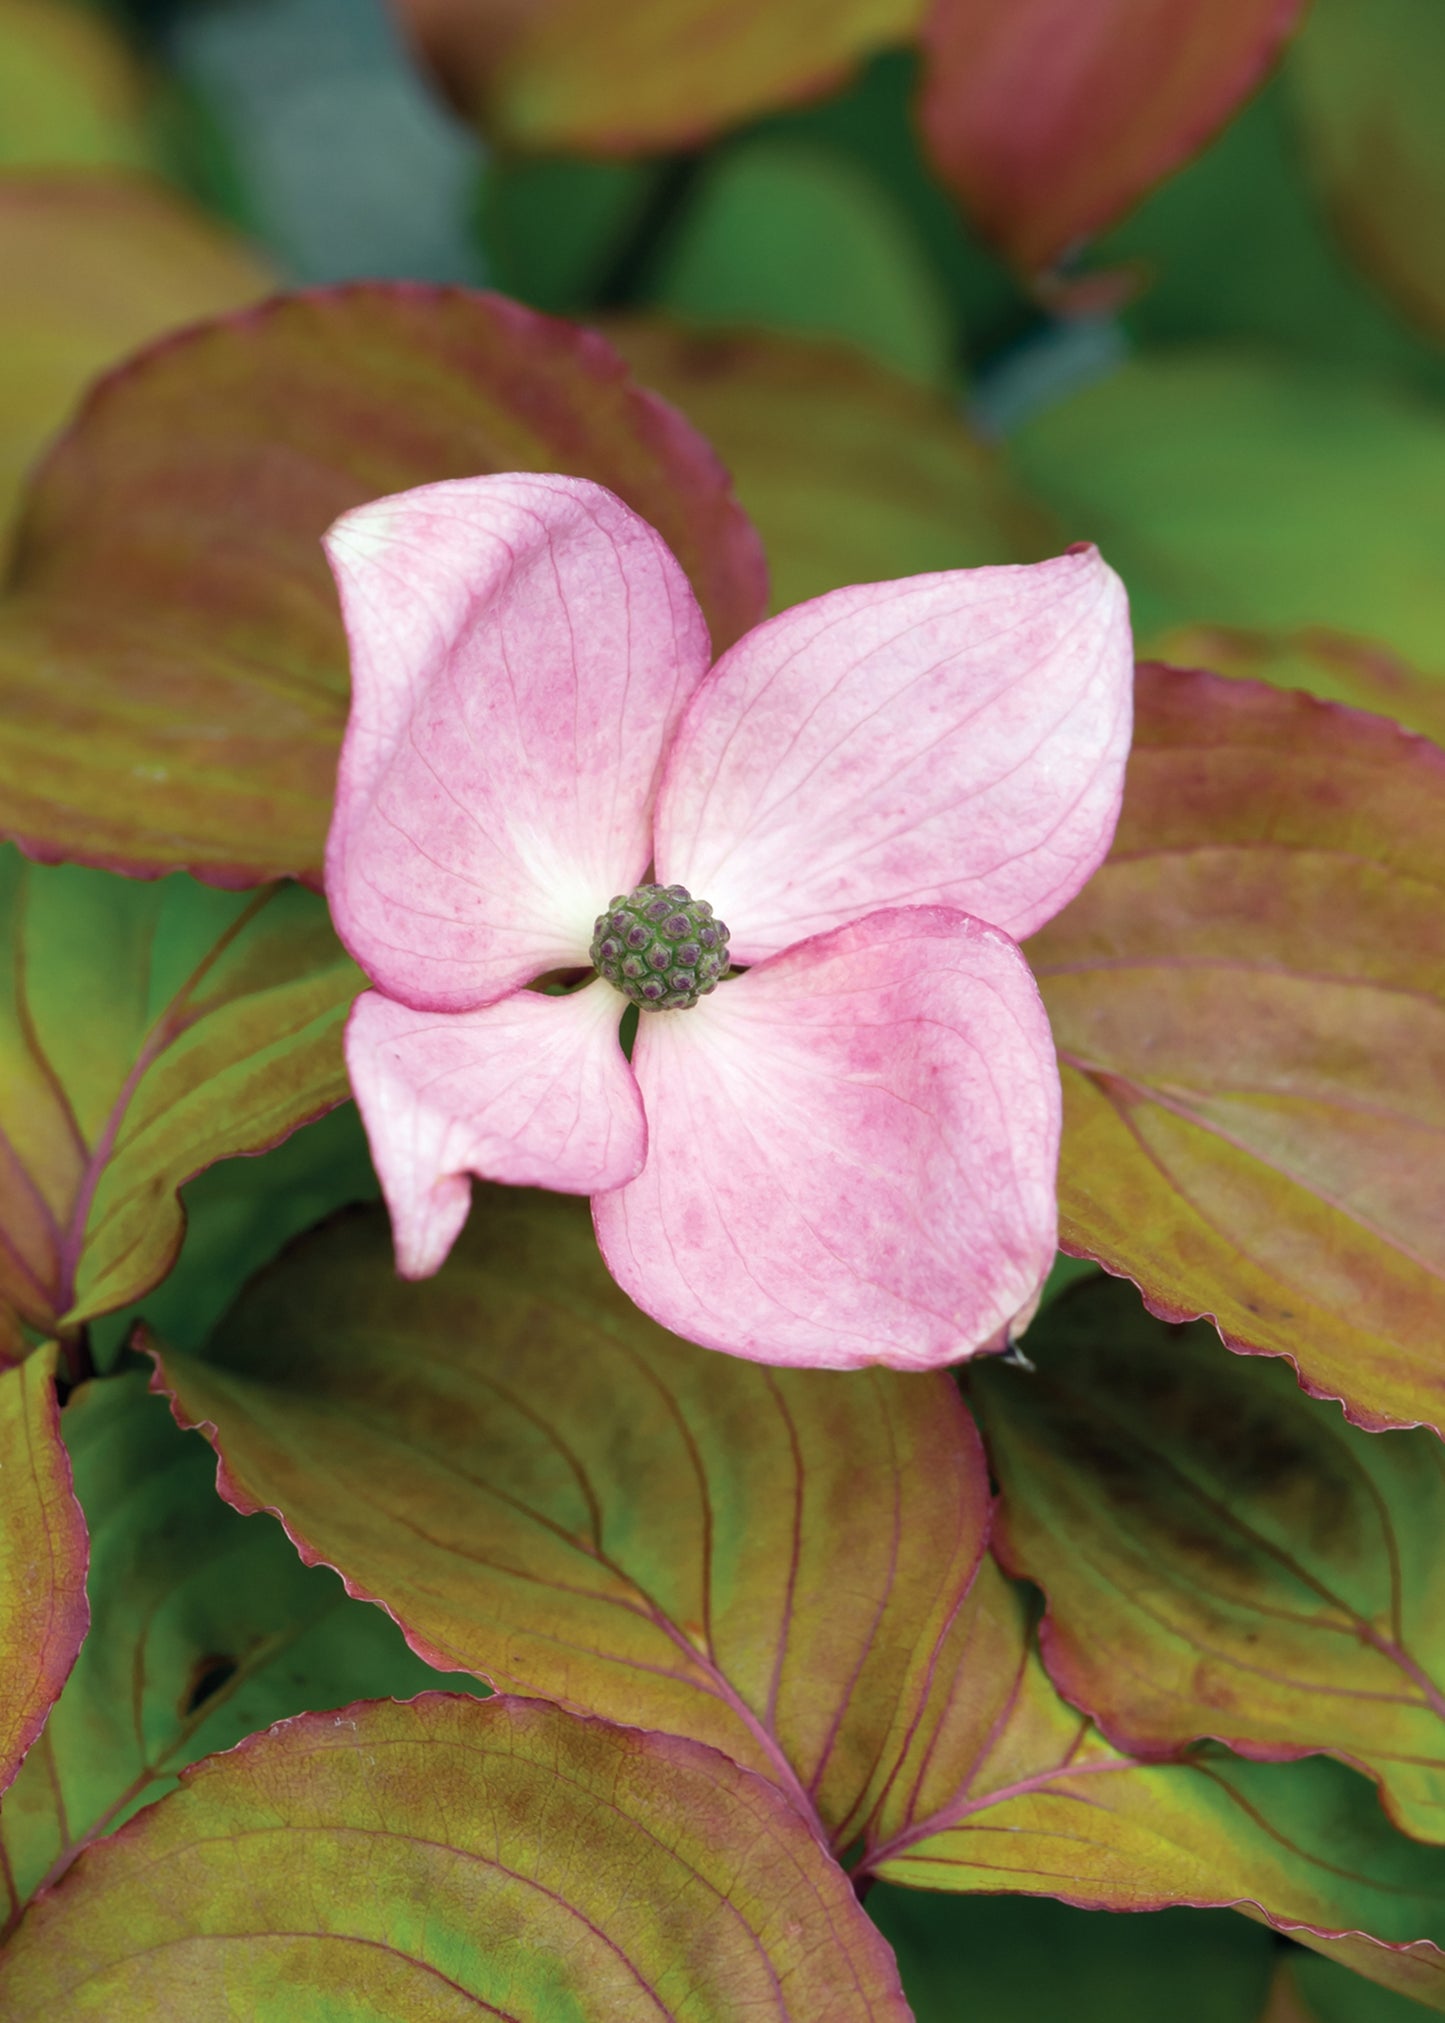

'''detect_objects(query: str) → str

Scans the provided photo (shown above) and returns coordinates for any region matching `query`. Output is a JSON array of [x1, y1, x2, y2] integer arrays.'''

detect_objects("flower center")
[[590, 883, 731, 1011]]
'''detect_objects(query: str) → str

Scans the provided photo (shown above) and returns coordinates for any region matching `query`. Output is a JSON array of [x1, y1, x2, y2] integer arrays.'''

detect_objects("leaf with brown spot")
[[971, 1275, 1445, 1843]]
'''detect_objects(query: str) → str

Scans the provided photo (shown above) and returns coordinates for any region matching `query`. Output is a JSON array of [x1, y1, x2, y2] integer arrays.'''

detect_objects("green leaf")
[[1012, 349, 1445, 696], [90, 1103, 379, 1368], [0, 285, 766, 884], [1291, 0, 1445, 347], [1026, 665, 1445, 1437], [0, 851, 357, 1343], [151, 1187, 991, 1851], [0, 0, 152, 172], [857, 1557, 1445, 2014], [1288, 1949, 1445, 2022], [1103, 78, 1445, 399], [870, 1888, 1275, 2023], [0, 1695, 912, 2019], [971, 1275, 1445, 1843], [610, 317, 1055, 614], [0, 1372, 460, 1919], [649, 139, 952, 385], [479, 153, 665, 313], [398, 0, 924, 155], [0, 171, 267, 570], [0, 1346, 86, 1809]]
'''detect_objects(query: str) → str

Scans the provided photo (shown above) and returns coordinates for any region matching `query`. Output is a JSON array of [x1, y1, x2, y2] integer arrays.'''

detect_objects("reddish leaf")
[[0, 1695, 911, 2018], [1156, 624, 1445, 746], [1027, 665, 1445, 1435], [0, 171, 268, 569], [0, 285, 766, 884], [919, 0, 1308, 271], [396, 0, 925, 154], [0, 1346, 87, 1811], [971, 1276, 1445, 1842], [151, 1188, 991, 1850], [1292, 0, 1445, 346], [856, 1559, 1445, 2014], [608, 318, 1057, 613], [0, 853, 356, 1344]]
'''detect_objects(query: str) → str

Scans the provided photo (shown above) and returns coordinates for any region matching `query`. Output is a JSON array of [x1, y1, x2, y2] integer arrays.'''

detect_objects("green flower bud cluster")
[[590, 883, 731, 1010]]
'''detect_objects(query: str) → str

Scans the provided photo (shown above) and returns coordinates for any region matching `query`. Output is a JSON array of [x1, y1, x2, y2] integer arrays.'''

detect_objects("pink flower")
[[324, 474, 1132, 1370]]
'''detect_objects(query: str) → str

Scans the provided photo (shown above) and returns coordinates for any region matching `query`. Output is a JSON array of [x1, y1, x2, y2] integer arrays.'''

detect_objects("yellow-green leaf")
[[0, 1696, 912, 2019], [152, 1187, 990, 1851], [0, 852, 356, 1343], [0, 1346, 86, 1807]]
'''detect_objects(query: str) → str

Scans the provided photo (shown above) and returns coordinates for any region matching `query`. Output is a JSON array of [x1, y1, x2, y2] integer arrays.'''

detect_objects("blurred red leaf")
[[0, 285, 766, 885], [918, 0, 1308, 271], [1029, 664, 1445, 1435]]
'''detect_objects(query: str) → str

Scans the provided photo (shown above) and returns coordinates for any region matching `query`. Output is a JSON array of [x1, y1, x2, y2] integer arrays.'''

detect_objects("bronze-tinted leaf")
[[610, 317, 1056, 612], [971, 1277, 1445, 1841], [918, 0, 1307, 272], [0, 1346, 86, 1808], [0, 172, 268, 570], [1028, 665, 1445, 1435], [0, 285, 766, 883], [152, 1187, 990, 1850], [0, 851, 356, 1345], [0, 1696, 912, 2018]]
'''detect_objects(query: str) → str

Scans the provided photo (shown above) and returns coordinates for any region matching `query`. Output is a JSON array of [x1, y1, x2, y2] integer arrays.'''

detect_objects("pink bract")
[[324, 472, 1132, 1370]]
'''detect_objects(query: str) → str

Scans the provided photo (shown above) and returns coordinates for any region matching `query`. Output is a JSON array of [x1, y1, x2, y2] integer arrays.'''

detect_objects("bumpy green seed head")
[[590, 883, 731, 1011]]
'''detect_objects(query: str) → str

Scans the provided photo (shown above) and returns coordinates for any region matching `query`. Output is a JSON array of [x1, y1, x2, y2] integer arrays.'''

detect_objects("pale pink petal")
[[348, 979, 644, 1278], [593, 907, 1060, 1370], [654, 546, 1132, 959], [325, 473, 712, 1012]]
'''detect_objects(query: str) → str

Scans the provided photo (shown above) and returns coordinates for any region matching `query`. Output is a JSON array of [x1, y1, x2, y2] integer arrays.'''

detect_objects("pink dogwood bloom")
[[324, 473, 1132, 1370]]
